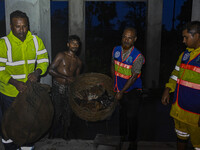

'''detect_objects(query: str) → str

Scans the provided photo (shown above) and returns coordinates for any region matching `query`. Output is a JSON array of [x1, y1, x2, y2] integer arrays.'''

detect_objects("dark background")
[[0, 0, 193, 142]]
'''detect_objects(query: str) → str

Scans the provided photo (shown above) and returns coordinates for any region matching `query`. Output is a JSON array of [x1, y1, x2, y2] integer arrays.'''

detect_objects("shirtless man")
[[48, 35, 82, 139]]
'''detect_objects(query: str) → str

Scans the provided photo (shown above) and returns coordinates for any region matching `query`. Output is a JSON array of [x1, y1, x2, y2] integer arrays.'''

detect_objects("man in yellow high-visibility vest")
[[162, 21, 200, 150], [0, 10, 49, 150]]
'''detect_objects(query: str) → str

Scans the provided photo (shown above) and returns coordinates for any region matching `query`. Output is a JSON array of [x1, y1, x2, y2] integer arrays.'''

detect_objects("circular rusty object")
[[69, 72, 117, 122], [2, 82, 54, 146]]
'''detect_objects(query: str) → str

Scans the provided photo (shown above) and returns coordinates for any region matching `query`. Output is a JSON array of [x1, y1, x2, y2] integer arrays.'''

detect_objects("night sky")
[[0, 0, 188, 31], [50, 0, 187, 31], [162, 0, 187, 30]]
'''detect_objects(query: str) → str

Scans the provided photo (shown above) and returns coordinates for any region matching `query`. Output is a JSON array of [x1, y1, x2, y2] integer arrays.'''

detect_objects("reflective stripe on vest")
[[114, 60, 141, 79], [37, 49, 47, 55], [178, 78, 200, 90], [115, 71, 131, 79], [114, 60, 132, 77], [6, 60, 25, 66], [2, 35, 39, 63], [28, 59, 36, 64], [170, 65, 179, 81], [180, 63, 200, 74], [37, 58, 49, 64], [175, 65, 180, 71], [115, 60, 132, 69], [0, 58, 7, 63], [0, 67, 5, 71], [11, 74, 26, 79], [170, 75, 178, 81], [32, 35, 48, 63], [32, 35, 38, 57], [115, 71, 141, 79], [1, 37, 12, 62]]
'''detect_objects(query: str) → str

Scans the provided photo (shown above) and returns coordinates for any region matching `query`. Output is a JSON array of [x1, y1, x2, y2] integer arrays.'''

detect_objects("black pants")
[[49, 81, 71, 139], [0, 92, 34, 150], [119, 89, 142, 141]]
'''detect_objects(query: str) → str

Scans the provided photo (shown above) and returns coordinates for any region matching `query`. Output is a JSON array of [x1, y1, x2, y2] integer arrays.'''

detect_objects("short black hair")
[[68, 35, 81, 46], [123, 27, 137, 37], [10, 10, 29, 26], [182, 21, 200, 36]]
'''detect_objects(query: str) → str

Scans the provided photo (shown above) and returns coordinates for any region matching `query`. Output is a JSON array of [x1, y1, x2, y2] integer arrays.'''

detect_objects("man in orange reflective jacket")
[[161, 21, 200, 150]]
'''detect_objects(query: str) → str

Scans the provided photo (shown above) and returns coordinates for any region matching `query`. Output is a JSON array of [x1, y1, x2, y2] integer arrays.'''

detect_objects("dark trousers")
[[0, 92, 20, 150], [0, 92, 15, 136], [0, 92, 34, 150], [119, 89, 142, 142], [49, 81, 71, 139]]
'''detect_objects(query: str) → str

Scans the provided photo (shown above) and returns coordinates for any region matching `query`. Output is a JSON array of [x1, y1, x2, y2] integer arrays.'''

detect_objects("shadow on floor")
[[69, 88, 177, 142]]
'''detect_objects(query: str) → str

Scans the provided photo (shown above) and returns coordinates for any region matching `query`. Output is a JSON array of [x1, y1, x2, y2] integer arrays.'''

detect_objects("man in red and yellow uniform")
[[111, 27, 145, 150], [162, 21, 200, 150]]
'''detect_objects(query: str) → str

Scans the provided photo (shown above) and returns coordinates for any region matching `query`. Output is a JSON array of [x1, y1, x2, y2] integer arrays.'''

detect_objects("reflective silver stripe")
[[2, 139, 13, 143], [32, 35, 38, 52], [170, 75, 178, 81], [0, 58, 7, 63], [175, 65, 180, 71], [37, 59, 49, 63], [2, 37, 12, 62], [0, 67, 5, 71], [2, 36, 39, 66], [32, 35, 38, 61], [195, 148, 200, 150], [6, 60, 25, 66], [37, 49, 47, 55], [20, 146, 34, 150], [11, 74, 26, 79], [28, 59, 36, 64], [175, 129, 190, 137]]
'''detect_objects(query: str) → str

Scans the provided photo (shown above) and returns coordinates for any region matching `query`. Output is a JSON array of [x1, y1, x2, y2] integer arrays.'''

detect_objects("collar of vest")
[[187, 47, 200, 53], [8, 31, 33, 45]]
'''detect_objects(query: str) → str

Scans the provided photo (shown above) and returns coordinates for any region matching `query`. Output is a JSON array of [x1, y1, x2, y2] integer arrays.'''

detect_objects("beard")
[[71, 47, 78, 52], [122, 42, 132, 50], [16, 32, 27, 41]]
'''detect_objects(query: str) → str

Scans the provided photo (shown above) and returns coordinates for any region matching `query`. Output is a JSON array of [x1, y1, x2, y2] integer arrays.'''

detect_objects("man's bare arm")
[[28, 68, 42, 82], [161, 87, 171, 105], [115, 55, 143, 100], [9, 78, 27, 93], [49, 53, 68, 79], [75, 60, 82, 76]]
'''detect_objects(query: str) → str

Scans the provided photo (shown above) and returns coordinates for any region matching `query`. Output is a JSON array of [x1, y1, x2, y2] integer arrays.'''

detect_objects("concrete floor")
[[68, 88, 176, 142], [0, 139, 191, 150], [33, 139, 193, 150], [66, 88, 194, 150], [0, 88, 195, 149]]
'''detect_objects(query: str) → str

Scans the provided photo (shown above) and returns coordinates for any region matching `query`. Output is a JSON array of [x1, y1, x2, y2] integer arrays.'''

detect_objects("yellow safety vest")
[[0, 31, 49, 97], [166, 47, 200, 126]]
